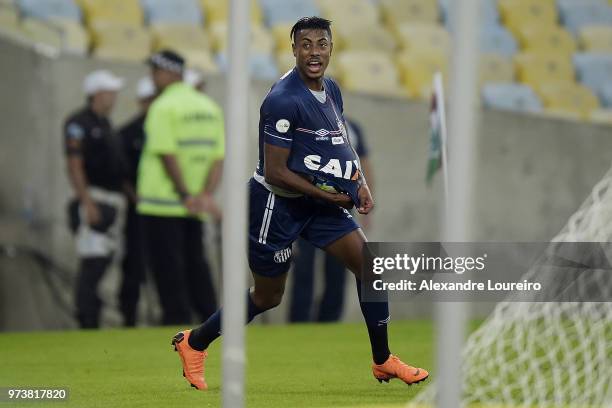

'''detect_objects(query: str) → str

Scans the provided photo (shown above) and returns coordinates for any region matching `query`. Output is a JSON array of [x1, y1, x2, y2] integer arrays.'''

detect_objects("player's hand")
[[329, 192, 354, 210], [357, 184, 374, 215], [84, 200, 101, 226]]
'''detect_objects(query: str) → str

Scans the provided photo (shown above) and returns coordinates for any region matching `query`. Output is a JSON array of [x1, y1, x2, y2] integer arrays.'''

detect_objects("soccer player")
[[171, 17, 429, 390]]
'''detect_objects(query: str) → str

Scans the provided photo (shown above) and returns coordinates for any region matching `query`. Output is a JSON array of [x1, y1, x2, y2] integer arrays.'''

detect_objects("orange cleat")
[[372, 354, 429, 385], [171, 330, 208, 390]]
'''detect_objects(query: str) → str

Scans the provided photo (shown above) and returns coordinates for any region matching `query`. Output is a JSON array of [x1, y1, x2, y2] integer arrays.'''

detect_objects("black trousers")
[[142, 215, 217, 325], [119, 205, 146, 327], [289, 238, 347, 323], [75, 256, 111, 328]]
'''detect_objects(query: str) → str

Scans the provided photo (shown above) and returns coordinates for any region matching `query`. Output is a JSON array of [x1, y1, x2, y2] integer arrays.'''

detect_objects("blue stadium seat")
[[480, 24, 518, 57], [259, 0, 319, 27], [482, 82, 543, 113], [141, 0, 203, 25], [600, 82, 612, 107], [440, 0, 499, 30], [574, 53, 612, 104], [559, 3, 612, 34], [17, 0, 81, 21], [557, 0, 607, 10], [216, 53, 279, 80]]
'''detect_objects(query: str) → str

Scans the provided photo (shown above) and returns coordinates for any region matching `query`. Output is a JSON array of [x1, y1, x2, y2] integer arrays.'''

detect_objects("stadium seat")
[[516, 25, 577, 57], [90, 22, 151, 61], [479, 54, 515, 85], [573, 53, 612, 104], [514, 53, 575, 89], [181, 49, 219, 74], [481, 82, 543, 113], [396, 49, 448, 99], [333, 24, 397, 53], [536, 82, 600, 119], [275, 51, 295, 75], [20, 18, 64, 48], [0, 4, 19, 30], [151, 24, 211, 53], [92, 43, 144, 61], [200, 0, 263, 25], [217, 52, 279, 80], [16, 0, 81, 22], [141, 0, 203, 26], [395, 23, 450, 55], [259, 0, 319, 27], [208, 22, 274, 55], [600, 83, 612, 107], [49, 18, 88, 54], [271, 23, 294, 52], [79, 0, 143, 26], [579, 25, 612, 52], [480, 25, 518, 57], [316, 0, 378, 27], [589, 108, 612, 124], [558, 3, 612, 34], [498, 0, 558, 36], [440, 0, 499, 30], [380, 0, 439, 33], [337, 50, 406, 98]]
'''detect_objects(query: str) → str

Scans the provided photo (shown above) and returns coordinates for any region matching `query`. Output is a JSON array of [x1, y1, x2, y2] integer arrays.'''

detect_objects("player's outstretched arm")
[[264, 143, 353, 210]]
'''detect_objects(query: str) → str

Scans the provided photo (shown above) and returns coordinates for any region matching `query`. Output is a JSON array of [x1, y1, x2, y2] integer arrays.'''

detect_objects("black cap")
[[147, 49, 185, 73]]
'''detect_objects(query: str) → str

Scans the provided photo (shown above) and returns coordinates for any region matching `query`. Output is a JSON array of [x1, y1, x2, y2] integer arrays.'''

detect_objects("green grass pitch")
[[0, 321, 435, 408]]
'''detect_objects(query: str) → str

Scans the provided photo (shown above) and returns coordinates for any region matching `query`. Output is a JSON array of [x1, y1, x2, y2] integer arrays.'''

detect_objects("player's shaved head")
[[290, 16, 332, 43]]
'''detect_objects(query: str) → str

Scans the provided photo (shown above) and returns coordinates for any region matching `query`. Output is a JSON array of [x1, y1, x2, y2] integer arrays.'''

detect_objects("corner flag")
[[426, 73, 449, 198]]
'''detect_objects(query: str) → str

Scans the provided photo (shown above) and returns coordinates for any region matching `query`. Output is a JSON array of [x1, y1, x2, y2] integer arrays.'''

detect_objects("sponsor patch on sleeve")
[[275, 119, 290, 134]]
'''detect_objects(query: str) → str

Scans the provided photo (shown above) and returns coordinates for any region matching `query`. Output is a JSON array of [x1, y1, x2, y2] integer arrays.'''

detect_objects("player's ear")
[[292, 42, 297, 58], [329, 41, 333, 56]]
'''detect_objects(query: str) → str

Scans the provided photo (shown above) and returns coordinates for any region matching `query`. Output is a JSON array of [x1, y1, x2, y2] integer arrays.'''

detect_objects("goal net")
[[408, 167, 612, 407]]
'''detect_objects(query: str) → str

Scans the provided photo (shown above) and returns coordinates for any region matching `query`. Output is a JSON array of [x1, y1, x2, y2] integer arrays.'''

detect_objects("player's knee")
[[252, 288, 284, 310]]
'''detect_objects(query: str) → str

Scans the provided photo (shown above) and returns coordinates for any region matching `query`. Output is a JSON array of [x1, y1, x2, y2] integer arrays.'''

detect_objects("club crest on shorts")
[[273, 247, 292, 263]]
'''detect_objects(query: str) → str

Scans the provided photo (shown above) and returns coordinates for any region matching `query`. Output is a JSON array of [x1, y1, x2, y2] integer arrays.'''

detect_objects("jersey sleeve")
[[144, 102, 178, 154], [63, 118, 85, 156], [261, 94, 298, 149]]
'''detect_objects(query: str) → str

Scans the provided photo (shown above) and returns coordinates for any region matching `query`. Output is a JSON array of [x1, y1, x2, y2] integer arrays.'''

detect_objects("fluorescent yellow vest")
[[137, 82, 224, 217]]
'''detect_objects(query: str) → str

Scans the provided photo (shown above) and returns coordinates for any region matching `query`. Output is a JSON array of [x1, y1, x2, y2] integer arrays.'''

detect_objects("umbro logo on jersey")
[[273, 247, 292, 263]]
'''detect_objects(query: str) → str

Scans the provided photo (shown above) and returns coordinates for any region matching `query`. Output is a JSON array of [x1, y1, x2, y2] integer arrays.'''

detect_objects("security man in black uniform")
[[64, 69, 127, 329], [116, 77, 156, 326]]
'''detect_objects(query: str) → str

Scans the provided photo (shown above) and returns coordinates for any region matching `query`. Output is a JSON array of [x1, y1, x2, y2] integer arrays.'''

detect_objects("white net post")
[[436, 0, 481, 407], [221, 0, 250, 407]]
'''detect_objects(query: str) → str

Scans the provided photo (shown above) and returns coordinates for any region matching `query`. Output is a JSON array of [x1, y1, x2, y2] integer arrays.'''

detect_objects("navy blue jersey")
[[256, 68, 361, 205]]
